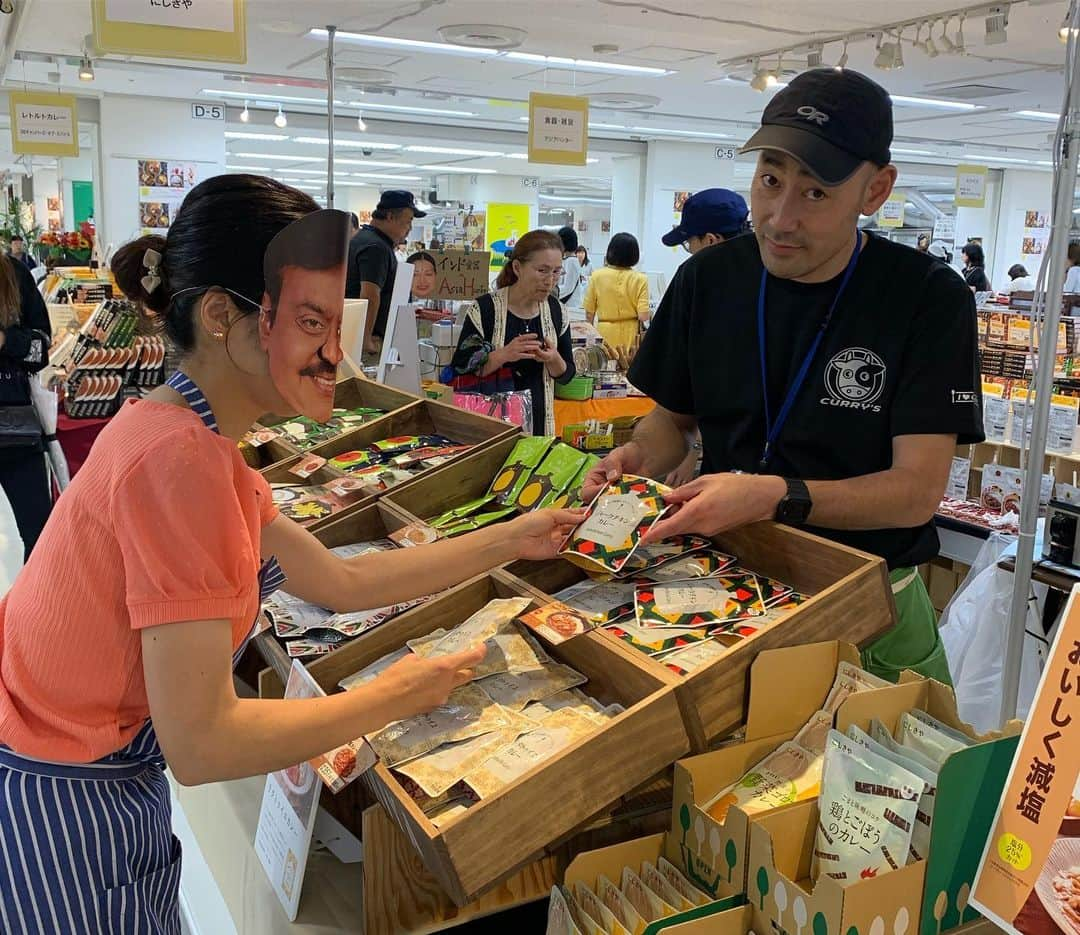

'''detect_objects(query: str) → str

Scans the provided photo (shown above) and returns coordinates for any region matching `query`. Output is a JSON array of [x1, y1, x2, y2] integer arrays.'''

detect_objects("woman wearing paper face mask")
[[0, 175, 582, 933], [450, 229, 576, 435]]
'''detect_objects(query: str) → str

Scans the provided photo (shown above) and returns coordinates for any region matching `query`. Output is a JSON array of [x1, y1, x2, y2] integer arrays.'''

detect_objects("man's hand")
[[665, 447, 699, 488], [643, 473, 786, 543], [581, 442, 645, 502]]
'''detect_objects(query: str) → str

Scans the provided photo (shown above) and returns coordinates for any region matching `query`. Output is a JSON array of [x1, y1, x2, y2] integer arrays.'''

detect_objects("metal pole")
[[1000, 86, 1080, 723], [326, 24, 337, 207]]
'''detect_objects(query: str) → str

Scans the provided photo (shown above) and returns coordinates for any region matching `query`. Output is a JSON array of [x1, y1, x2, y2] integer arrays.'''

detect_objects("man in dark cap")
[[586, 68, 983, 684], [345, 190, 426, 361], [662, 188, 749, 255]]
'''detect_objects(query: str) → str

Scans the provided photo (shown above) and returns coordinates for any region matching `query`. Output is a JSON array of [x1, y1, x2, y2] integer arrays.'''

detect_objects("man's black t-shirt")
[[345, 225, 397, 338], [628, 232, 984, 569]]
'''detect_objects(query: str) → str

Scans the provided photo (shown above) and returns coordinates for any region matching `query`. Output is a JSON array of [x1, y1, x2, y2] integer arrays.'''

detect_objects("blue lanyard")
[[757, 233, 862, 471]]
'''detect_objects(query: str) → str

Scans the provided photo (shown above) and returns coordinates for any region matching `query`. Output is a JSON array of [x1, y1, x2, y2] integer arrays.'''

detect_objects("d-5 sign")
[[715, 146, 736, 160], [191, 103, 225, 121]]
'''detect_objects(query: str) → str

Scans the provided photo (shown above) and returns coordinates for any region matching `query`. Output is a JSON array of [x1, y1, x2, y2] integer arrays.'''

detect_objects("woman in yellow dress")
[[583, 233, 650, 350]]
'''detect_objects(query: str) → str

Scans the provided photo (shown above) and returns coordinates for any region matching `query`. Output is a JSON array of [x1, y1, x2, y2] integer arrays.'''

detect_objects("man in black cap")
[[345, 190, 426, 360], [586, 68, 983, 684], [662, 188, 749, 255]]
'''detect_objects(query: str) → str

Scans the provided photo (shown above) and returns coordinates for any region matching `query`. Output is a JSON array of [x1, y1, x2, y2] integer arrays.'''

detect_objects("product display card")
[[983, 383, 1009, 443], [518, 601, 601, 645], [947, 457, 973, 502], [971, 588, 1080, 935], [634, 574, 765, 629], [560, 475, 672, 575]]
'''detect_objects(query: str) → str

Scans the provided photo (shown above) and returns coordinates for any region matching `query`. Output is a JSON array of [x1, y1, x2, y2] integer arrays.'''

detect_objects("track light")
[[749, 57, 778, 92], [357, 111, 367, 131], [985, 5, 1009, 45], [924, 23, 939, 57], [938, 17, 956, 53], [874, 32, 903, 70], [77, 55, 94, 82], [240, 100, 250, 123], [835, 40, 849, 70], [954, 14, 967, 53], [807, 43, 823, 68], [274, 105, 287, 129]]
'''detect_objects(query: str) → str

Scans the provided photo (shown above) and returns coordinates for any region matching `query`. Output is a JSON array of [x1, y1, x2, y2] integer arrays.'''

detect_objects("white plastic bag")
[[0, 484, 23, 595], [939, 532, 1047, 731]]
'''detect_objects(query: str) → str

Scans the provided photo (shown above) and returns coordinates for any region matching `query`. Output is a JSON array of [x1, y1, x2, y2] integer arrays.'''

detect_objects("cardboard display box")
[[748, 676, 1021, 935], [670, 642, 863, 905], [261, 398, 519, 531], [501, 521, 897, 751], [299, 573, 690, 906], [252, 500, 418, 684], [256, 376, 420, 466], [564, 831, 754, 935]]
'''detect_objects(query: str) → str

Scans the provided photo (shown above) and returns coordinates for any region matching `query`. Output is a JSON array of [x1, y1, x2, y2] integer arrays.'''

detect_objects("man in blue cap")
[[662, 188, 749, 256], [345, 190, 426, 361], [587, 68, 983, 685]]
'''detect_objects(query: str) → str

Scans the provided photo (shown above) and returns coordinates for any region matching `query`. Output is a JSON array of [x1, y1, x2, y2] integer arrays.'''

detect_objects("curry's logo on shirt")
[[821, 347, 886, 413]]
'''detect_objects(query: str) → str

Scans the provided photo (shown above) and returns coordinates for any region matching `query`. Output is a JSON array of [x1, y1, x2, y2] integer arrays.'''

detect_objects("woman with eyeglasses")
[[0, 176, 582, 932], [449, 229, 576, 435]]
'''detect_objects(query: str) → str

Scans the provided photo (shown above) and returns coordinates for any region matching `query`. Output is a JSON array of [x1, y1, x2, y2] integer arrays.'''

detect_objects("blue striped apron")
[[0, 371, 286, 934]]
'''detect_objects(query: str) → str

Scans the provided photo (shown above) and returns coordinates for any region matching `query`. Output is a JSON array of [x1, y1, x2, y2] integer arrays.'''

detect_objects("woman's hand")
[[374, 645, 488, 721], [501, 333, 543, 363], [506, 508, 586, 560]]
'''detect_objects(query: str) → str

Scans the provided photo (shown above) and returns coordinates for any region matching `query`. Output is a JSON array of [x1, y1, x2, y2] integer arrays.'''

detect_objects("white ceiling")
[[1, 0, 1074, 186]]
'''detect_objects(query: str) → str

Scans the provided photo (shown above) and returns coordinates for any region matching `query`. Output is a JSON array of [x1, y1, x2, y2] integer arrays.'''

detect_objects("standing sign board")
[[9, 92, 79, 157], [528, 92, 589, 166], [92, 0, 247, 63], [430, 250, 491, 300], [971, 584, 1080, 934]]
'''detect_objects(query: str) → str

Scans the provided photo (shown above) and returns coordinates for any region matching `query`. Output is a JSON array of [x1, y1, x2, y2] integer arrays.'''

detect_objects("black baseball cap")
[[662, 189, 749, 246], [377, 189, 427, 217], [740, 68, 893, 185]]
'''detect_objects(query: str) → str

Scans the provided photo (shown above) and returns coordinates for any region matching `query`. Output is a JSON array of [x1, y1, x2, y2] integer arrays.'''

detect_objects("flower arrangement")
[[36, 221, 95, 264]]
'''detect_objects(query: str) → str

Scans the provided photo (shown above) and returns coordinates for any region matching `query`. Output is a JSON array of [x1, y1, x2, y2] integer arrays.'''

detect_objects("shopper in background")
[[584, 232, 650, 349], [662, 188, 750, 255], [8, 235, 36, 272], [662, 187, 751, 487], [0, 175, 582, 932], [0, 251, 51, 559], [916, 234, 930, 254], [451, 229, 576, 435], [1064, 242, 1080, 293], [577, 245, 594, 283], [961, 241, 991, 293], [1003, 264, 1036, 294], [345, 189, 425, 363], [349, 212, 360, 237], [557, 225, 585, 308], [586, 68, 982, 685]]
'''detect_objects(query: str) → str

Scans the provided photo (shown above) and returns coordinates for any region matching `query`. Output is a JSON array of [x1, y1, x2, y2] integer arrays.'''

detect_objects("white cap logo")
[[797, 105, 829, 125]]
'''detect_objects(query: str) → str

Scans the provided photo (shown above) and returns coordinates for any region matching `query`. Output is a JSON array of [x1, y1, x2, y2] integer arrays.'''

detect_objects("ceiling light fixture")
[[629, 125, 732, 139], [874, 31, 903, 70], [938, 17, 956, 53], [312, 28, 497, 57], [350, 172, 424, 181], [749, 57, 778, 92], [203, 88, 347, 107], [954, 14, 967, 53], [344, 101, 478, 117], [225, 164, 273, 172], [78, 55, 94, 82], [890, 94, 978, 111], [405, 145, 504, 157], [274, 105, 287, 128], [985, 5, 1009, 45], [239, 101, 251, 123], [962, 152, 1052, 165], [924, 24, 939, 57], [356, 112, 367, 132], [234, 152, 324, 163], [292, 137, 400, 150], [225, 131, 289, 141], [806, 43, 824, 68], [835, 39, 849, 70], [502, 50, 672, 76], [892, 148, 935, 156], [422, 165, 498, 174], [1015, 109, 1059, 121], [332, 158, 415, 168]]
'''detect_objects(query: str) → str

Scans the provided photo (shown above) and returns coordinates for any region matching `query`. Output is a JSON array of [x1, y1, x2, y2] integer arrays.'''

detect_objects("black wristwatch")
[[774, 478, 812, 526]]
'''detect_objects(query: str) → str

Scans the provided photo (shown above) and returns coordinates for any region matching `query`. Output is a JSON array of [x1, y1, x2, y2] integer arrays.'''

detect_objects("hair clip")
[[141, 248, 162, 294]]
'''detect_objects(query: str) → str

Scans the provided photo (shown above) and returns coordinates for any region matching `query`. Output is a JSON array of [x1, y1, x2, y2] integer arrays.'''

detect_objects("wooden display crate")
[[500, 520, 897, 752], [253, 500, 418, 685], [383, 433, 520, 522], [257, 376, 419, 465], [261, 399, 519, 530], [299, 573, 690, 906]]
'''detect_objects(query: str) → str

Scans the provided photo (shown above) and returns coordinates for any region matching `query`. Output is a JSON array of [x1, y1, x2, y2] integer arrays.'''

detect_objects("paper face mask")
[[260, 209, 352, 423]]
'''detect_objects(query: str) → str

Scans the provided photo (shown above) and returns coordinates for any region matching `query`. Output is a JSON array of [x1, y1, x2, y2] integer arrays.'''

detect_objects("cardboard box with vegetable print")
[[746, 674, 1020, 935]]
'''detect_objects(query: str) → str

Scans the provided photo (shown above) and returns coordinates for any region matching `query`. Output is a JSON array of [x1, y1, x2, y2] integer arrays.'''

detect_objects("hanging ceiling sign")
[[9, 91, 79, 157], [92, 0, 247, 64], [955, 164, 989, 209], [528, 92, 589, 166]]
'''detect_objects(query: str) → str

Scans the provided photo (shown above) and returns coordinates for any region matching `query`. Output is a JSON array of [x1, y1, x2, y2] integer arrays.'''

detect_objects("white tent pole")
[[325, 25, 337, 208], [1000, 5, 1080, 725]]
